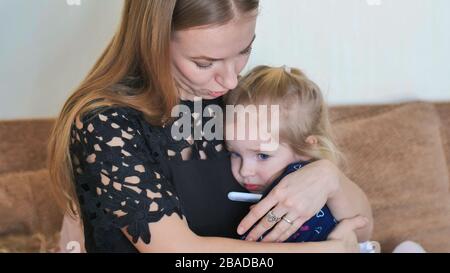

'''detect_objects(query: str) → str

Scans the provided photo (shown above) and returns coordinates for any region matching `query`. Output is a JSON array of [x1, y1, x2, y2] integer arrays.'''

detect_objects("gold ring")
[[282, 216, 293, 225]]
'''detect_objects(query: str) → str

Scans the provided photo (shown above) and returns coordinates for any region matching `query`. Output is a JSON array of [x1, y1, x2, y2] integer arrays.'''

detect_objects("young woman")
[[49, 0, 372, 252]]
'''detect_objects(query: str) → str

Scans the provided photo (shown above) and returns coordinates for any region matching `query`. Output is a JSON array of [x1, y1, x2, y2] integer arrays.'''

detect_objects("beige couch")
[[1, 101, 449, 252]]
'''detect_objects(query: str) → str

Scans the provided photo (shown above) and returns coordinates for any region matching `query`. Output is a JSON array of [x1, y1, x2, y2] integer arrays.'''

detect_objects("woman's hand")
[[237, 159, 341, 242], [327, 216, 368, 253]]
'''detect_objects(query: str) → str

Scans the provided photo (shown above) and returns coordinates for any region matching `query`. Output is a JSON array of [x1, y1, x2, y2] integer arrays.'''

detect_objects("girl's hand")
[[327, 216, 369, 253], [237, 159, 341, 242]]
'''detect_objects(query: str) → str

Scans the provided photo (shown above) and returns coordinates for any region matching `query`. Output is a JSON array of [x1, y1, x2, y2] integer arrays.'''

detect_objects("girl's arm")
[[327, 167, 373, 242]]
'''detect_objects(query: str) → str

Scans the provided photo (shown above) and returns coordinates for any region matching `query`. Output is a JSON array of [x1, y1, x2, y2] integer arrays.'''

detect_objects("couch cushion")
[[435, 102, 450, 176], [332, 102, 450, 252], [0, 233, 60, 253], [0, 119, 54, 175], [0, 169, 63, 237]]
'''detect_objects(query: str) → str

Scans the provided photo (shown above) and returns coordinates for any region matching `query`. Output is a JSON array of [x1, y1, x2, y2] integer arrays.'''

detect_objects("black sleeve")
[[70, 108, 183, 244]]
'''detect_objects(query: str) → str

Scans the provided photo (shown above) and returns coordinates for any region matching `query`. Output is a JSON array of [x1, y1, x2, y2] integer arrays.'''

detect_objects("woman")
[[49, 0, 372, 252]]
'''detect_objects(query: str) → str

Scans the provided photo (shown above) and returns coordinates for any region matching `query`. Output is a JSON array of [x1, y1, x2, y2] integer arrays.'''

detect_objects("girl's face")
[[225, 114, 310, 193], [227, 138, 305, 193], [170, 15, 257, 101]]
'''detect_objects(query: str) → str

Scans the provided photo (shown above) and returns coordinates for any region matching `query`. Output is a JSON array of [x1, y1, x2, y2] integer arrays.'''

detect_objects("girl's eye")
[[257, 153, 270, 160], [230, 152, 241, 158], [195, 62, 213, 69]]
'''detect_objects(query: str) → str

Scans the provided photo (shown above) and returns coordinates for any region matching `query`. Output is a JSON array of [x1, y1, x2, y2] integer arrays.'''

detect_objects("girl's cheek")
[[230, 158, 240, 180]]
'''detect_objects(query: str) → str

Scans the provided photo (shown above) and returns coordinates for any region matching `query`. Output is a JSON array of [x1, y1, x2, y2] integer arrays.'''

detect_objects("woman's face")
[[170, 15, 257, 101]]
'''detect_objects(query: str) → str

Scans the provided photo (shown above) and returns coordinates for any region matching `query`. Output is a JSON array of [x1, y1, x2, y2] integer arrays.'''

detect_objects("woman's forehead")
[[171, 17, 257, 59]]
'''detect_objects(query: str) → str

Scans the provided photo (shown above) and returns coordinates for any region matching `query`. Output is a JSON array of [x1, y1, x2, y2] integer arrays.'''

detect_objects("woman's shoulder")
[[73, 106, 145, 134], [70, 106, 150, 152], [81, 106, 143, 124]]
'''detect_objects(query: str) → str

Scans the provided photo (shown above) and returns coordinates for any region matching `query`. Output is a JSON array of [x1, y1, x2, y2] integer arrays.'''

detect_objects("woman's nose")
[[216, 63, 238, 90]]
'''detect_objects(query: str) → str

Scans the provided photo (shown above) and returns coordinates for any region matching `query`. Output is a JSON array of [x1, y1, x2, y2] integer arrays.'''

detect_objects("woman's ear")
[[305, 135, 318, 145]]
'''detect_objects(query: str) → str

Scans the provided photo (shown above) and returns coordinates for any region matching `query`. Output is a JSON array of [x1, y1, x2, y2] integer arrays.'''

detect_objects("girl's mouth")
[[244, 183, 263, 192]]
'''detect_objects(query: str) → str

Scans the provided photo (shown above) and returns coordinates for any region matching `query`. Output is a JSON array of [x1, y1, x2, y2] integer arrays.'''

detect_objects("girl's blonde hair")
[[225, 65, 342, 165], [48, 0, 259, 218]]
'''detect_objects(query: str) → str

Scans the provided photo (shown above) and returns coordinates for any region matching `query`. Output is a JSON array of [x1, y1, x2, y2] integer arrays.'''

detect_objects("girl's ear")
[[305, 135, 318, 145]]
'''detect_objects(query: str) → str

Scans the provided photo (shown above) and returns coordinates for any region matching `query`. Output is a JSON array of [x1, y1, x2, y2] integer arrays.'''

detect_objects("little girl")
[[224, 65, 377, 250]]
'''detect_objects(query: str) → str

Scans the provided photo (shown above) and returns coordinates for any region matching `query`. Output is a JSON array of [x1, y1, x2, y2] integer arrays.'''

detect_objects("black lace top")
[[70, 98, 250, 252]]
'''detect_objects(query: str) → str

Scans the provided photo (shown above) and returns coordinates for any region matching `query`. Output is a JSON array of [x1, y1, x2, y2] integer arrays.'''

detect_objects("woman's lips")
[[209, 90, 227, 98]]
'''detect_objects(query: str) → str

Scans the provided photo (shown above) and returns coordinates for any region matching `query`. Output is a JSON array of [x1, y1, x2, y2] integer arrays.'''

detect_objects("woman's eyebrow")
[[191, 35, 256, 62]]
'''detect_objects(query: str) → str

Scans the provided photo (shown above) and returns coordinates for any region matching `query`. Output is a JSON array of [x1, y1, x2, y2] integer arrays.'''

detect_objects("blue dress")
[[242, 162, 338, 242]]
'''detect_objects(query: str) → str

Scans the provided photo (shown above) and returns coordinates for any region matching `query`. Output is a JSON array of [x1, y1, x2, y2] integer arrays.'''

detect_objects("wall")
[[0, 0, 449, 119]]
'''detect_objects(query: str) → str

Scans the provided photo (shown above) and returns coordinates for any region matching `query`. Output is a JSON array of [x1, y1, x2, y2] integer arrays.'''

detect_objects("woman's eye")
[[195, 62, 213, 69], [257, 153, 270, 160], [240, 46, 253, 56]]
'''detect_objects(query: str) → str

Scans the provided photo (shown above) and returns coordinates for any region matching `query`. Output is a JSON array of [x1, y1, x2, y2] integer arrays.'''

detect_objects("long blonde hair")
[[226, 65, 342, 164], [48, 0, 259, 217]]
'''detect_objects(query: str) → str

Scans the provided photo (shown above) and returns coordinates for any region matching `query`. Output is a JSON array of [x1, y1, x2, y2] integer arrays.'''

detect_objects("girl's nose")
[[239, 161, 255, 178]]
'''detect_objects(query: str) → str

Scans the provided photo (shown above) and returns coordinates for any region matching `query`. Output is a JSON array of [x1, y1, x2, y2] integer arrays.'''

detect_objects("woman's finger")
[[260, 213, 301, 242], [237, 194, 278, 235], [339, 216, 368, 232], [244, 207, 287, 241]]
